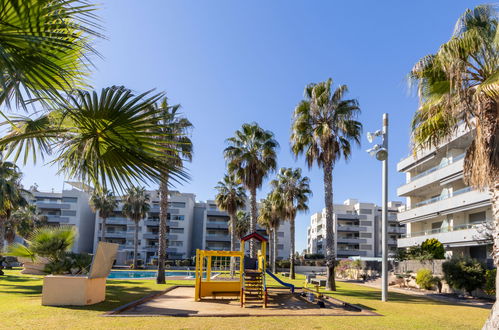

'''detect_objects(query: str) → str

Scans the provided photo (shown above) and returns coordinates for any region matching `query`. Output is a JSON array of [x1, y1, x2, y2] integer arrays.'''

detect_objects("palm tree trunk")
[[100, 217, 107, 243], [273, 226, 278, 273], [290, 217, 295, 279], [268, 228, 273, 271], [249, 186, 257, 258], [230, 211, 237, 276], [157, 178, 169, 284], [0, 217, 5, 254], [483, 180, 499, 330], [324, 162, 336, 291], [133, 220, 139, 269]]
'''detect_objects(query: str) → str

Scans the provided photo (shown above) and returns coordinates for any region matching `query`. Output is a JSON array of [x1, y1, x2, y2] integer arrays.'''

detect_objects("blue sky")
[[18, 0, 484, 251]]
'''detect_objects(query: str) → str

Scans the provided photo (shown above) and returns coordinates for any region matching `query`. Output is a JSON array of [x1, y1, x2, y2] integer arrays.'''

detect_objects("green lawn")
[[0, 268, 490, 329]]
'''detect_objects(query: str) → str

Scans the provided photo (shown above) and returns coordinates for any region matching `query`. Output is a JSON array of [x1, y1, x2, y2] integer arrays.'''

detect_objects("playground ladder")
[[242, 270, 266, 307]]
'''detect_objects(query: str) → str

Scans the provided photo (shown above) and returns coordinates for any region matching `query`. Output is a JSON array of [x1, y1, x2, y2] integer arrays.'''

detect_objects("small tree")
[[484, 269, 496, 296], [421, 238, 445, 259], [416, 269, 435, 290], [442, 258, 486, 295]]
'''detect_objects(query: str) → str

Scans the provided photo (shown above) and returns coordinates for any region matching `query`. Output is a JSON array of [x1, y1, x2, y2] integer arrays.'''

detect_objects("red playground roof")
[[240, 232, 268, 242]]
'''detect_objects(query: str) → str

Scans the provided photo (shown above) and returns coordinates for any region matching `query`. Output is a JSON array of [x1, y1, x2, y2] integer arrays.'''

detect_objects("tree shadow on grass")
[[0, 275, 43, 296]]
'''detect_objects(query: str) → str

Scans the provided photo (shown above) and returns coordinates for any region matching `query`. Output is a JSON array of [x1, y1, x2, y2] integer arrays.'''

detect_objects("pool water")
[[108, 270, 193, 279]]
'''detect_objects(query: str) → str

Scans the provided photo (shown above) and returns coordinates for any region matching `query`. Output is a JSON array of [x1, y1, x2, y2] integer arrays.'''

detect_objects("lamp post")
[[366, 113, 388, 302]]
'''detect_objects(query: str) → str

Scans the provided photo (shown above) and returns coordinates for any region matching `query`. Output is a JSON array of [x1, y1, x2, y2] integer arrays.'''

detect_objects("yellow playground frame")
[[194, 233, 268, 308], [194, 249, 244, 301]]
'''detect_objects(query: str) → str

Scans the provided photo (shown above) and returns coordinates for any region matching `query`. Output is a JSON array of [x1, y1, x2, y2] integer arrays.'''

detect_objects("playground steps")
[[243, 271, 264, 305]]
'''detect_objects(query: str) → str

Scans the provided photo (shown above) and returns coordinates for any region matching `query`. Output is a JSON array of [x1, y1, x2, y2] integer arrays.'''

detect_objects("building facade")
[[93, 191, 292, 265], [27, 183, 96, 253], [307, 199, 405, 258], [396, 122, 493, 262]]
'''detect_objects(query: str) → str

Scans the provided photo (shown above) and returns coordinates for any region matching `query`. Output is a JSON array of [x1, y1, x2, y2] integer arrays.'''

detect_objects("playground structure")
[[195, 232, 291, 308]]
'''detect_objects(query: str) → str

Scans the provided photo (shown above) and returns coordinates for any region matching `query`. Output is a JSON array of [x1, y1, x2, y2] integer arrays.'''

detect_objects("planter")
[[18, 257, 50, 275]]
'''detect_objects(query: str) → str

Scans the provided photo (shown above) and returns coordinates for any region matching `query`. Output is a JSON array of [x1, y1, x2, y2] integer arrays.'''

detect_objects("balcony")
[[398, 221, 492, 248], [46, 215, 70, 223], [205, 234, 230, 242], [206, 209, 228, 217], [206, 221, 229, 229], [398, 188, 490, 223], [337, 238, 366, 244], [398, 154, 465, 197], [143, 233, 159, 239], [388, 227, 406, 234], [104, 231, 127, 238], [106, 217, 128, 225], [144, 220, 159, 226], [337, 249, 367, 257], [337, 225, 366, 232]]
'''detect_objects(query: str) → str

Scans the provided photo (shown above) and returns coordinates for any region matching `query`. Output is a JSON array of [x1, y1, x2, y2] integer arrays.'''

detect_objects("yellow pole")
[[207, 255, 212, 281]]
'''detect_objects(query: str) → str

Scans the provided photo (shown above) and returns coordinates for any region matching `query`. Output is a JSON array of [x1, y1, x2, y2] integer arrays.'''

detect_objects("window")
[[277, 244, 284, 250], [170, 241, 183, 247], [360, 221, 372, 226], [62, 210, 77, 216], [360, 233, 372, 238], [360, 209, 372, 215], [469, 211, 486, 224], [278, 232, 284, 237], [62, 197, 78, 203], [169, 202, 186, 208], [431, 221, 443, 230], [360, 244, 372, 250], [170, 228, 184, 234]]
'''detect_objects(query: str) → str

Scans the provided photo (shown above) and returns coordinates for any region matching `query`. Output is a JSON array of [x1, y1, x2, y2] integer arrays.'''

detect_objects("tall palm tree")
[[215, 173, 246, 273], [0, 86, 187, 191], [0, 0, 102, 110], [9, 205, 47, 241], [150, 98, 193, 284], [224, 123, 279, 257], [257, 198, 274, 269], [0, 160, 28, 253], [233, 210, 251, 240], [271, 168, 311, 279], [291, 78, 361, 289], [409, 6, 498, 328], [89, 189, 118, 243], [122, 187, 150, 269]]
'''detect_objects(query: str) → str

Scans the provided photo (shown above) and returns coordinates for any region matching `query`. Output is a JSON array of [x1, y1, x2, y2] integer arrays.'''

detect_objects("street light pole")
[[381, 113, 388, 302], [366, 113, 389, 302]]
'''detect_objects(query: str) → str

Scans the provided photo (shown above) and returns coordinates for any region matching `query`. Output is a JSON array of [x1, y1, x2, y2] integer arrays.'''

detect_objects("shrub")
[[276, 259, 290, 269], [416, 269, 435, 289], [421, 238, 445, 259], [44, 252, 93, 275], [484, 269, 496, 296], [442, 257, 486, 295]]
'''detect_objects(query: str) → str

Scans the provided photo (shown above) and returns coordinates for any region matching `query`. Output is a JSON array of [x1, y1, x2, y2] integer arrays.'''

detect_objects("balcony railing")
[[402, 220, 490, 238], [408, 153, 465, 183], [414, 186, 472, 209]]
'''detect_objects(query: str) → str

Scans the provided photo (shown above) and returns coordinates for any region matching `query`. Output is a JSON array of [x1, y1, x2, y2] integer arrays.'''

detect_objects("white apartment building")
[[27, 183, 96, 253], [397, 122, 493, 263], [307, 199, 405, 258], [93, 191, 292, 265]]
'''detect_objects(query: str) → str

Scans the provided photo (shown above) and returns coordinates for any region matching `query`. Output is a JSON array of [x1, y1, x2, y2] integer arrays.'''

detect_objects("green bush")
[[421, 238, 445, 259], [442, 257, 486, 295], [484, 269, 496, 296], [44, 252, 92, 275], [276, 259, 290, 269], [416, 269, 435, 290]]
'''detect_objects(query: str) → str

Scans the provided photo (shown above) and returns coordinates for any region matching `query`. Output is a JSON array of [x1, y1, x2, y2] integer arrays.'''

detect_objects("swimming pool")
[[108, 270, 194, 279]]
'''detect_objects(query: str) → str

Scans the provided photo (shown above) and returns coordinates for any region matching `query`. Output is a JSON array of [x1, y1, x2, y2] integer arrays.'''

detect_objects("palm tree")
[[0, 160, 28, 253], [150, 98, 193, 284], [0, 0, 102, 110], [409, 6, 498, 328], [89, 189, 118, 243], [122, 187, 150, 269], [0, 86, 187, 191], [258, 192, 285, 273], [224, 123, 279, 257], [271, 168, 311, 279], [291, 78, 361, 289], [215, 174, 246, 273], [9, 205, 47, 241], [233, 210, 251, 240]]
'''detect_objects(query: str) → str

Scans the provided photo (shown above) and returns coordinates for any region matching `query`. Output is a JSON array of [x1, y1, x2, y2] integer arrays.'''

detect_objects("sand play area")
[[110, 286, 379, 317]]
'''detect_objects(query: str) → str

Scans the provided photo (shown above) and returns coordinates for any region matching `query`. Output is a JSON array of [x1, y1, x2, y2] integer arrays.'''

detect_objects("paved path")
[[344, 279, 493, 309]]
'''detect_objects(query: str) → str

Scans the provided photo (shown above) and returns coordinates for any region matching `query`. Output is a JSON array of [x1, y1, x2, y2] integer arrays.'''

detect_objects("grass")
[[0, 268, 490, 329]]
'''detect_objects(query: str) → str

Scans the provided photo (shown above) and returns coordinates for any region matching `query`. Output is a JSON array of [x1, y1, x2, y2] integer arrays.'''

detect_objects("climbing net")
[[195, 250, 244, 281]]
